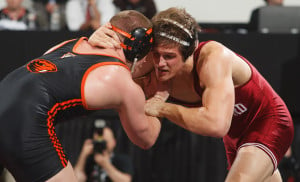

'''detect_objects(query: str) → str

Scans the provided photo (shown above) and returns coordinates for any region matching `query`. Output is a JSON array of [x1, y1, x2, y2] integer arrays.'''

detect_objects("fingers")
[[104, 22, 112, 28], [104, 23, 121, 48], [101, 27, 121, 49], [144, 103, 160, 117], [88, 29, 112, 48], [154, 91, 169, 101], [88, 23, 121, 49], [84, 139, 93, 145], [144, 97, 163, 117], [89, 37, 115, 49], [82, 139, 94, 155]]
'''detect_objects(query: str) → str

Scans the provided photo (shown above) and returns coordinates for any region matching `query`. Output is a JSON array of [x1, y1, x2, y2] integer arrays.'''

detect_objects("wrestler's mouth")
[[157, 67, 168, 73], [156, 68, 169, 78], [159, 70, 168, 73]]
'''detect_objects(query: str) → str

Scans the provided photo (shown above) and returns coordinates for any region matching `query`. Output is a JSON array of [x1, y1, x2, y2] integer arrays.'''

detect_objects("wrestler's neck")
[[76, 39, 126, 62]]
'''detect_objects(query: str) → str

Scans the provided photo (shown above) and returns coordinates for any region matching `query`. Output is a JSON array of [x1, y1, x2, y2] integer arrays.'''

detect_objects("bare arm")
[[74, 139, 94, 182], [94, 151, 132, 182], [118, 79, 161, 149], [146, 41, 235, 137], [103, 163, 132, 182], [84, 65, 161, 149]]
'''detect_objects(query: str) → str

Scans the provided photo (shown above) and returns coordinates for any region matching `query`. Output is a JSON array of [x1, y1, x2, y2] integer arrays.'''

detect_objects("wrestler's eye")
[[163, 54, 176, 60]]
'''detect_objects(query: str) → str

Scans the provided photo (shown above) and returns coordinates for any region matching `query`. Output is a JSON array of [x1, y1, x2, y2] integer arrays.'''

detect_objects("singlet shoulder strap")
[[192, 41, 212, 97], [43, 37, 80, 55]]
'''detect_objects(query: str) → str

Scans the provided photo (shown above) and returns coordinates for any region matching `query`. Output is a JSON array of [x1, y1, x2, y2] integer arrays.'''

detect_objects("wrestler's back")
[[0, 37, 128, 182]]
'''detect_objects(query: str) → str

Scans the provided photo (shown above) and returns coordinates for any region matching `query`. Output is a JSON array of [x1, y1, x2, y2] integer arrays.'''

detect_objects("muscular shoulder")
[[196, 41, 233, 70], [196, 41, 235, 85], [103, 66, 144, 102], [105, 67, 139, 95], [84, 65, 140, 109], [200, 41, 228, 58]]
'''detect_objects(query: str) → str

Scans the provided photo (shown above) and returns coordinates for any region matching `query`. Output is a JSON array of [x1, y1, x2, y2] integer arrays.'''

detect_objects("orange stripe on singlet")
[[47, 99, 83, 167], [44, 39, 77, 55]]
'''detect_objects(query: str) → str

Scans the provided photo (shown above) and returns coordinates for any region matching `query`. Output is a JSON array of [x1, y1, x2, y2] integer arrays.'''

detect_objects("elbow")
[[139, 143, 153, 150], [188, 124, 227, 138], [208, 118, 230, 138], [130, 117, 161, 150], [135, 132, 158, 150], [129, 137, 155, 150], [210, 126, 228, 138], [130, 131, 157, 150], [138, 135, 158, 150], [137, 118, 161, 150], [136, 140, 155, 150]]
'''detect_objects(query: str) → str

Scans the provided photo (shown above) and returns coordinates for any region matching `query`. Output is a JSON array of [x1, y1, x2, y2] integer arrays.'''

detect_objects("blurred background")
[[1, 0, 300, 22], [0, 0, 300, 181]]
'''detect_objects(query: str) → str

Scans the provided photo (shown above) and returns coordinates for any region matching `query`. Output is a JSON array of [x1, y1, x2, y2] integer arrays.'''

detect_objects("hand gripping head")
[[112, 25, 153, 62]]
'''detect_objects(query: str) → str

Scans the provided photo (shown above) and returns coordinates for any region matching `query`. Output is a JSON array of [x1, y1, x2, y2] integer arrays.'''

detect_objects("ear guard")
[[111, 25, 153, 62]]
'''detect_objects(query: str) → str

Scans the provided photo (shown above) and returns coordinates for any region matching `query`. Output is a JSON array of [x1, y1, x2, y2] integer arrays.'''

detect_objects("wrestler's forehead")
[[152, 45, 180, 54]]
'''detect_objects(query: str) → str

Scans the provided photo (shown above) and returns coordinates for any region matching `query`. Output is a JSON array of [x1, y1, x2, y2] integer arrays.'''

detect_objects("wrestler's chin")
[[156, 70, 171, 82]]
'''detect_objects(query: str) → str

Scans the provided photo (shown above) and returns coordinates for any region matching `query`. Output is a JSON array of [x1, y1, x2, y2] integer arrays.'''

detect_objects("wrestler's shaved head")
[[110, 10, 152, 33]]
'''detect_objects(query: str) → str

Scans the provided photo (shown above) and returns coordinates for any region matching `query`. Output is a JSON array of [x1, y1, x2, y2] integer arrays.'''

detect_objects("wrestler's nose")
[[157, 57, 167, 67]]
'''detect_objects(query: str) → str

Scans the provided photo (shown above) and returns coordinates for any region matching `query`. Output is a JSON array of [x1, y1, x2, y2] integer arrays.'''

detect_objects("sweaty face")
[[152, 45, 185, 81]]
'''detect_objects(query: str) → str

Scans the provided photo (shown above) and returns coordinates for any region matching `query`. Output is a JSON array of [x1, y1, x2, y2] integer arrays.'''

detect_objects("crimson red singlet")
[[194, 41, 294, 170]]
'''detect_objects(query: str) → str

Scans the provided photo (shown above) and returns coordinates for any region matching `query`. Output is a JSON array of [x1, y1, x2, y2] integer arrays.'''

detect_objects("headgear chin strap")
[[130, 58, 138, 74], [111, 25, 153, 65]]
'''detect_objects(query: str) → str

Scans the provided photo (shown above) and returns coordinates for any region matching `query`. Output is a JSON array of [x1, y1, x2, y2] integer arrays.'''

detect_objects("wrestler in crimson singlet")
[[0, 37, 128, 182], [171, 41, 294, 171]]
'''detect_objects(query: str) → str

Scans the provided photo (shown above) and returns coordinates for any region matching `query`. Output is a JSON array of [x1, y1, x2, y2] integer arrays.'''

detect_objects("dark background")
[[0, 31, 299, 182]]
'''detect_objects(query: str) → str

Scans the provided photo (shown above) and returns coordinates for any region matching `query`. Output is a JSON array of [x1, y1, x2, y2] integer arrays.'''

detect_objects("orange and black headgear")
[[111, 25, 153, 62]]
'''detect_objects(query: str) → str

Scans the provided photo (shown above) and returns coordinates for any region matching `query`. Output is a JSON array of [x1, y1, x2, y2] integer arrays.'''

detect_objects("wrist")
[[160, 102, 173, 118], [80, 151, 90, 159], [98, 159, 111, 169], [153, 94, 164, 100]]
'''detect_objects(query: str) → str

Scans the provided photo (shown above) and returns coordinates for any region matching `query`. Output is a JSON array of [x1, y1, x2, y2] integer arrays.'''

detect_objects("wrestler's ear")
[[122, 27, 153, 63]]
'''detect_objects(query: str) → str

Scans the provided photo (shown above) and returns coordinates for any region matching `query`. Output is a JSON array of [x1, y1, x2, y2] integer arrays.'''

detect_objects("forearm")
[[101, 162, 132, 182], [75, 152, 89, 171], [74, 152, 89, 182], [121, 114, 161, 150], [160, 103, 226, 137], [144, 116, 161, 147], [131, 116, 161, 149]]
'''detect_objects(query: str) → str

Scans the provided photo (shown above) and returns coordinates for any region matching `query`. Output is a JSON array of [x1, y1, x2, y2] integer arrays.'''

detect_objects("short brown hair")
[[152, 7, 199, 60], [110, 10, 152, 34]]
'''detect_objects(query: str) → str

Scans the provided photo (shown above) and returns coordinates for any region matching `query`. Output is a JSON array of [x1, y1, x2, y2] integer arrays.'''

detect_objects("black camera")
[[93, 119, 107, 153], [93, 140, 107, 153]]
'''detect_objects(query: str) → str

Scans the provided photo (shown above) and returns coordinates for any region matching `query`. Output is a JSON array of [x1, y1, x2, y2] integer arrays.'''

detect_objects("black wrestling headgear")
[[111, 25, 153, 62]]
